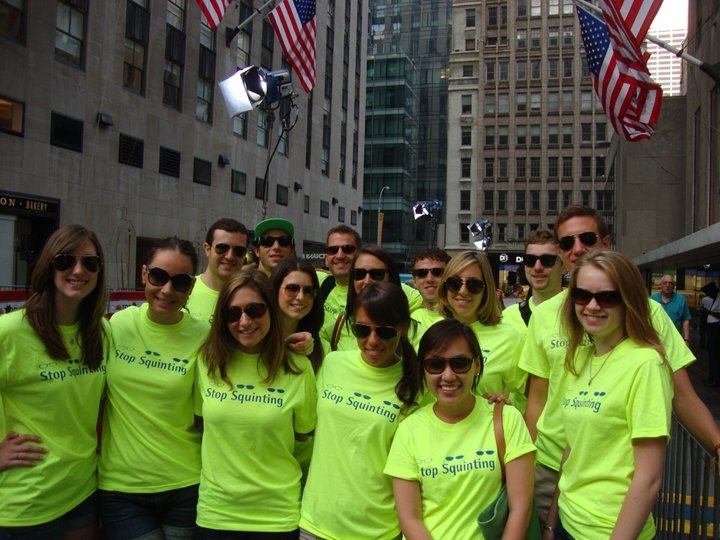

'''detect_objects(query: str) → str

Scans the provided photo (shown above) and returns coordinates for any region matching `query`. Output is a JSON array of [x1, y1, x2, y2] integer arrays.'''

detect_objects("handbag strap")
[[493, 402, 507, 484], [331, 312, 346, 351]]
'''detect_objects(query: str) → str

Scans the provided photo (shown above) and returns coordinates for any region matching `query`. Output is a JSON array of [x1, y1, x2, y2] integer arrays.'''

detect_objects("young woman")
[[99, 237, 209, 539], [546, 250, 673, 539], [386, 319, 536, 539], [270, 256, 324, 372], [321, 245, 423, 353], [438, 251, 526, 408], [195, 270, 317, 539], [0, 224, 109, 539], [300, 282, 421, 540]]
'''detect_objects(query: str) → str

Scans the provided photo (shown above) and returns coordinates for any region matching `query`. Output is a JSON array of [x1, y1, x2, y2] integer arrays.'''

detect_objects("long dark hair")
[[201, 269, 299, 387], [351, 282, 418, 411], [144, 236, 198, 273], [24, 224, 108, 368], [270, 256, 324, 371], [346, 245, 401, 323]]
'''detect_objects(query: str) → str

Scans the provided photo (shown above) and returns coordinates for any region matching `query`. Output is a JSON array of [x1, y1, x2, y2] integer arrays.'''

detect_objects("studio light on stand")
[[468, 219, 493, 251], [413, 198, 442, 247]]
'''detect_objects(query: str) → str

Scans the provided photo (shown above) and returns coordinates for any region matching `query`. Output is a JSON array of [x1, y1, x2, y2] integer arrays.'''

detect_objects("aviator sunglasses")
[[423, 355, 475, 374], [352, 268, 387, 281], [214, 243, 248, 259], [325, 244, 357, 255], [445, 276, 486, 295], [412, 268, 444, 278], [282, 284, 317, 298], [523, 254, 560, 268], [570, 287, 623, 309], [146, 266, 196, 292], [351, 323, 398, 341], [258, 235, 293, 248], [557, 232, 599, 251], [52, 254, 102, 273], [224, 303, 269, 323]]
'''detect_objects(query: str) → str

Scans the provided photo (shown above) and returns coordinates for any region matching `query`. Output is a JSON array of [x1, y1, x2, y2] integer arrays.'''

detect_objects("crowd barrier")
[[0, 288, 145, 316]]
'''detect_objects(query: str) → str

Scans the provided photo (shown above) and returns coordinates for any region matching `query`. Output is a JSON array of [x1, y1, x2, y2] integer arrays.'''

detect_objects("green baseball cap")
[[255, 218, 294, 240]]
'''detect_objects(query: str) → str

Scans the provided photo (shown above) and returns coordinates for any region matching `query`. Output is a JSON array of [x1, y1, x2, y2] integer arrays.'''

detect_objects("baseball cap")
[[255, 218, 294, 240]]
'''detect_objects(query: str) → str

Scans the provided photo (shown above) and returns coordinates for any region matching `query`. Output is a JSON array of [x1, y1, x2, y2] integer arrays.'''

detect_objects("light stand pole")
[[377, 186, 389, 246]]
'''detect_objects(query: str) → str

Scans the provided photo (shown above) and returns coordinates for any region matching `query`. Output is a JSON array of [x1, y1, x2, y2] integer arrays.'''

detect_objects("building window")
[[498, 157, 508, 177], [196, 18, 215, 123], [517, 0, 527, 17], [163, 1, 185, 110], [516, 61, 526, 81], [163, 60, 182, 109], [530, 190, 540, 211], [461, 127, 472, 146], [516, 29, 526, 49], [531, 0, 541, 17], [466, 8, 475, 27], [530, 157, 541, 177], [531, 28, 541, 48], [548, 26, 559, 47], [276, 184, 289, 206], [548, 156, 559, 177], [338, 206, 346, 222], [581, 123, 592, 143], [350, 209, 357, 225], [596, 156, 605, 176], [461, 94, 472, 114], [548, 59, 558, 79], [548, 190, 558, 212], [485, 95, 496, 115], [0, 0, 24, 42], [485, 126, 495, 146], [51, 111, 83, 152], [304, 194, 310, 213], [463, 64, 474, 77], [460, 190, 471, 211], [255, 177, 265, 200], [499, 62, 509, 81], [516, 126, 527, 145], [231, 170, 246, 194], [257, 113, 268, 147], [233, 113, 247, 138], [530, 125, 541, 145], [158, 146, 180, 177], [465, 38, 475, 51], [460, 223, 470, 244], [485, 158, 494, 177], [581, 156, 592, 177], [563, 190, 572, 207], [124, 0, 149, 94], [498, 94, 509, 114], [486, 62, 495, 81], [530, 92, 541, 111], [597, 190, 612, 211], [461, 157, 471, 177], [498, 191, 507, 212], [193, 157, 211, 185], [0, 96, 24, 136], [484, 190, 494, 212], [581, 90, 593, 111], [548, 124, 559, 144], [531, 60, 541, 79], [516, 224, 525, 241], [320, 200, 330, 218], [563, 157, 573, 176], [488, 6, 497, 27], [562, 124, 572, 144], [563, 26, 573, 46], [595, 122, 606, 143], [498, 126, 508, 145], [55, 1, 86, 68], [516, 157, 526, 177]]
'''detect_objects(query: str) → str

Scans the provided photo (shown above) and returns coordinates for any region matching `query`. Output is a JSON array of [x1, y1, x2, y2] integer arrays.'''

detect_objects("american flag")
[[268, 0, 317, 93], [577, 4, 662, 141], [195, 0, 231, 30]]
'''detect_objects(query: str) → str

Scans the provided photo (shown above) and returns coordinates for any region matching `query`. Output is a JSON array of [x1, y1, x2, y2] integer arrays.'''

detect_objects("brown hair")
[[555, 205, 610, 241], [25, 224, 108, 369], [438, 251, 501, 325]]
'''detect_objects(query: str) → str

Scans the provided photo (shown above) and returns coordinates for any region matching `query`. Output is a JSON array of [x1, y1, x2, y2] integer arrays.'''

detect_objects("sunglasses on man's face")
[[351, 323, 398, 341], [325, 244, 357, 255], [523, 254, 560, 268], [146, 266, 196, 292], [258, 235, 293, 248], [224, 303, 269, 323], [52, 254, 102, 273], [214, 243, 247, 259], [444, 276, 486, 295], [557, 232, 599, 251], [412, 268, 444, 278], [352, 268, 387, 281], [423, 355, 475, 374], [570, 287, 623, 309]]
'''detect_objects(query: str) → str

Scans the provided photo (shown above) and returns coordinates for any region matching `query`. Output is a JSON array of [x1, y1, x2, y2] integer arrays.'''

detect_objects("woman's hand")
[[483, 392, 512, 405], [0, 431, 47, 472], [286, 332, 314, 356]]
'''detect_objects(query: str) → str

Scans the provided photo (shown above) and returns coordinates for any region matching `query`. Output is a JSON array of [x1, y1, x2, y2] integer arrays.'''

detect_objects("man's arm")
[[525, 374, 549, 441]]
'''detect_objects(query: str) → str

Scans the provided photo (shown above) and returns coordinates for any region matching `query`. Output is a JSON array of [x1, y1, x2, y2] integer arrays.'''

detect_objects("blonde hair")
[[438, 251, 501, 326]]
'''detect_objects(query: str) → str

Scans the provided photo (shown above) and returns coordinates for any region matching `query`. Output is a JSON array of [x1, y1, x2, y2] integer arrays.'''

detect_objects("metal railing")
[[656, 418, 720, 539]]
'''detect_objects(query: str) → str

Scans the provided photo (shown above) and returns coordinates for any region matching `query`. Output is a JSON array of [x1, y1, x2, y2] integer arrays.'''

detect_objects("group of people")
[[1, 205, 719, 540]]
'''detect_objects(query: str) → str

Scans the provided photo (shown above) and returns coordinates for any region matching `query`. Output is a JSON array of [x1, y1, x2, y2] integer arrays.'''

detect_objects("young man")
[[252, 218, 295, 276], [520, 205, 719, 525], [651, 275, 692, 341], [186, 218, 249, 325], [503, 229, 564, 335], [410, 248, 451, 328]]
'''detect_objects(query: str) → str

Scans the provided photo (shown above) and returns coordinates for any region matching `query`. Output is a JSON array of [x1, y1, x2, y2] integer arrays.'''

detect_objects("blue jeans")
[[0, 491, 98, 540], [196, 528, 298, 540], [99, 485, 198, 540]]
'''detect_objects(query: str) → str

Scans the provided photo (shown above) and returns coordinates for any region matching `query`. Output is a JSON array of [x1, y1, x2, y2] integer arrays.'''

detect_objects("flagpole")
[[576, 0, 720, 85], [225, 0, 277, 47]]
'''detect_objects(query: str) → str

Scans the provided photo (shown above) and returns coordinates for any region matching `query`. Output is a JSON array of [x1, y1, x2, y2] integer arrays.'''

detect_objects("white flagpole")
[[225, 0, 277, 47]]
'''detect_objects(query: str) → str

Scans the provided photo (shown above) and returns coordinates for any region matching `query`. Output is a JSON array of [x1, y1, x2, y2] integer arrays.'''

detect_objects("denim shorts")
[[99, 485, 198, 540], [0, 491, 98, 540]]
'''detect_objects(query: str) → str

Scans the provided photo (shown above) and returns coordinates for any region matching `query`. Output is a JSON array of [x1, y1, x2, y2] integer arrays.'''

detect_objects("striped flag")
[[577, 4, 662, 141], [195, 0, 231, 30], [268, 0, 316, 93]]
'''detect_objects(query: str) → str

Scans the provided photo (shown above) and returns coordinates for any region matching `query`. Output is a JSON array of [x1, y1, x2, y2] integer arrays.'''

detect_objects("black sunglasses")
[[351, 323, 398, 341], [557, 232, 599, 251], [570, 287, 623, 309], [258, 235, 293, 248], [412, 268, 444, 278], [423, 355, 475, 374], [445, 276, 486, 295], [224, 303, 269, 323], [214, 243, 248, 259], [523, 254, 560, 268], [282, 283, 317, 298], [352, 268, 387, 281], [52, 254, 102, 273], [325, 244, 357, 255], [146, 266, 196, 292]]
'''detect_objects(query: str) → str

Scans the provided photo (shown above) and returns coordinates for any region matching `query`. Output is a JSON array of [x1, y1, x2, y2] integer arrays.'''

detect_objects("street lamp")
[[377, 186, 390, 246]]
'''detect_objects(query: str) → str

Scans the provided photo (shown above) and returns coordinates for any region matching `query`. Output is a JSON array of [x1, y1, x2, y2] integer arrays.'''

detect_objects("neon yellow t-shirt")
[[0, 310, 109, 526], [469, 321, 526, 401], [519, 291, 693, 471], [300, 350, 404, 539], [195, 351, 317, 532], [558, 340, 673, 539], [100, 304, 208, 492], [411, 307, 444, 329], [502, 300, 534, 336], [186, 276, 219, 326], [385, 400, 535, 540]]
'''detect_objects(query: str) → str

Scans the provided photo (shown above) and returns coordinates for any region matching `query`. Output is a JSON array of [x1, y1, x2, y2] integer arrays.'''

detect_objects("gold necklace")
[[588, 335, 627, 385]]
